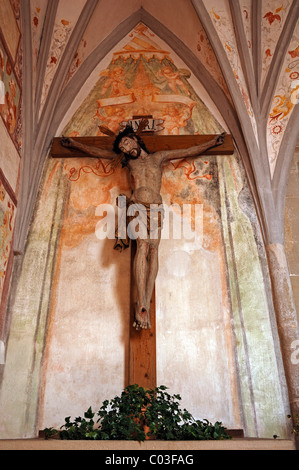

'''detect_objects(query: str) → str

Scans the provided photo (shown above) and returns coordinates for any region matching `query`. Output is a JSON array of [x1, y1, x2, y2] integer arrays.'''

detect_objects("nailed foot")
[[133, 306, 151, 331]]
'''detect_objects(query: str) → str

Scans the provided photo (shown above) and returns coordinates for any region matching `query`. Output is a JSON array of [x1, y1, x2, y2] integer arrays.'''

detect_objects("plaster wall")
[[285, 144, 299, 325], [0, 0, 21, 337], [0, 25, 290, 440], [1, 0, 298, 440]]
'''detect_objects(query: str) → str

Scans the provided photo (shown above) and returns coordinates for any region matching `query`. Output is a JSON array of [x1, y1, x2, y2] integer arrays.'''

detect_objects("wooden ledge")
[[0, 438, 295, 450]]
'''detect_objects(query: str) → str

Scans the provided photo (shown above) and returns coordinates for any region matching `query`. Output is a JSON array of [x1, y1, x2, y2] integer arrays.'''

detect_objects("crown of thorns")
[[98, 119, 149, 168], [99, 118, 148, 139]]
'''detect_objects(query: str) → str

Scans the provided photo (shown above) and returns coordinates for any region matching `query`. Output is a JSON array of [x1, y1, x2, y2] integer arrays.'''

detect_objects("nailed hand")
[[216, 132, 226, 146], [60, 136, 72, 147]]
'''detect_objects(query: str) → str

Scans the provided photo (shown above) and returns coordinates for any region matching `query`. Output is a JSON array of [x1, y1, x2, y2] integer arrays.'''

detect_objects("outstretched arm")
[[60, 136, 116, 159], [161, 133, 226, 162]]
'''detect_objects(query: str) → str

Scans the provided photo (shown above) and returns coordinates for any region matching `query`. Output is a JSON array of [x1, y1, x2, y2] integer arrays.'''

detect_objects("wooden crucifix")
[[51, 119, 234, 389]]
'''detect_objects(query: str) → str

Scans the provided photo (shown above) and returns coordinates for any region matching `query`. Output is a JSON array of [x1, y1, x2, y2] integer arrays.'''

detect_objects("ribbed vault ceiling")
[[15, 0, 299, 252]]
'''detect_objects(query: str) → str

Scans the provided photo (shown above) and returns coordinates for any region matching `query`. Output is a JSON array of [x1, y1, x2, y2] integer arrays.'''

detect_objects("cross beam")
[[51, 134, 234, 158]]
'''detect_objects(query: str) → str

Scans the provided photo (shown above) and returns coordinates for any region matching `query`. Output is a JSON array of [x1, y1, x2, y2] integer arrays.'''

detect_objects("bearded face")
[[118, 136, 141, 159]]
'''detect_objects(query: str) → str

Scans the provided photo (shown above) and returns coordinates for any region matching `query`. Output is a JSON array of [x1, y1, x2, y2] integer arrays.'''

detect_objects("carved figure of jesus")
[[61, 126, 225, 331]]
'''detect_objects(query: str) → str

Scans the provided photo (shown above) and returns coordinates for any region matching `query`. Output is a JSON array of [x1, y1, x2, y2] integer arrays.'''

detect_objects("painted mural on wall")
[[0, 0, 22, 322], [65, 36, 87, 85], [0, 38, 21, 152], [261, 0, 292, 89], [37, 0, 88, 115], [267, 19, 299, 175], [0, 181, 15, 307], [202, 0, 298, 178], [203, 0, 258, 140], [63, 23, 220, 139], [39, 18, 73, 113], [196, 20, 231, 103], [31, 1, 47, 80], [240, 0, 252, 55], [0, 23, 289, 440], [41, 24, 233, 427], [0, 0, 20, 62], [41, 24, 286, 436]]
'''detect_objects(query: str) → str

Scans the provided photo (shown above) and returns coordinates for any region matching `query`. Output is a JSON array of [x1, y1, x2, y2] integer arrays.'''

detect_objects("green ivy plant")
[[43, 384, 231, 441]]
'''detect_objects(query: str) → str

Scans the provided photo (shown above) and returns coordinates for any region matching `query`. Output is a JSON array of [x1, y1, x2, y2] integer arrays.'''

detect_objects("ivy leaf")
[[84, 407, 95, 419]]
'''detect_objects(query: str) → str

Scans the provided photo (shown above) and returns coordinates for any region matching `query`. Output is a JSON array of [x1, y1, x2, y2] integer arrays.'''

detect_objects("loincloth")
[[114, 195, 164, 252]]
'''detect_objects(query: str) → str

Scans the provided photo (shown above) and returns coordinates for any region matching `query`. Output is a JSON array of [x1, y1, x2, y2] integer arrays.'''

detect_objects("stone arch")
[[15, 6, 262, 253]]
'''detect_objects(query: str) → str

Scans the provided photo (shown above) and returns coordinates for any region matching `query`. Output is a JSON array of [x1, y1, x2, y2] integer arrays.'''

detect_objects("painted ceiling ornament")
[[112, 23, 172, 64]]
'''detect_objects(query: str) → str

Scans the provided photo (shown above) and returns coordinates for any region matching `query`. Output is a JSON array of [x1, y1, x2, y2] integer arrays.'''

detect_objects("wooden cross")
[[51, 134, 233, 159], [51, 131, 234, 390]]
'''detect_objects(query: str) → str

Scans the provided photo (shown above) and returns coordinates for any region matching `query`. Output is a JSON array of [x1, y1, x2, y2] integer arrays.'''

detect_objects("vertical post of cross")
[[128, 240, 157, 389]]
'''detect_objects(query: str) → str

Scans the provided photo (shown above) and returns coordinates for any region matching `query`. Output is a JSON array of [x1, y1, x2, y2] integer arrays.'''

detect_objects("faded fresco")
[[0, 181, 15, 310], [267, 19, 299, 175], [0, 24, 289, 439], [63, 23, 220, 138], [0, 37, 22, 152], [0, 0, 21, 326], [0, 0, 20, 62], [203, 0, 258, 140], [38, 0, 87, 114], [203, 0, 298, 177], [261, 0, 293, 89]]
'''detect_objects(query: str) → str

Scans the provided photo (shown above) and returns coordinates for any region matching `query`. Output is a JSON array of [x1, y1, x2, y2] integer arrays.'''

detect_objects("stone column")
[[267, 243, 299, 447]]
